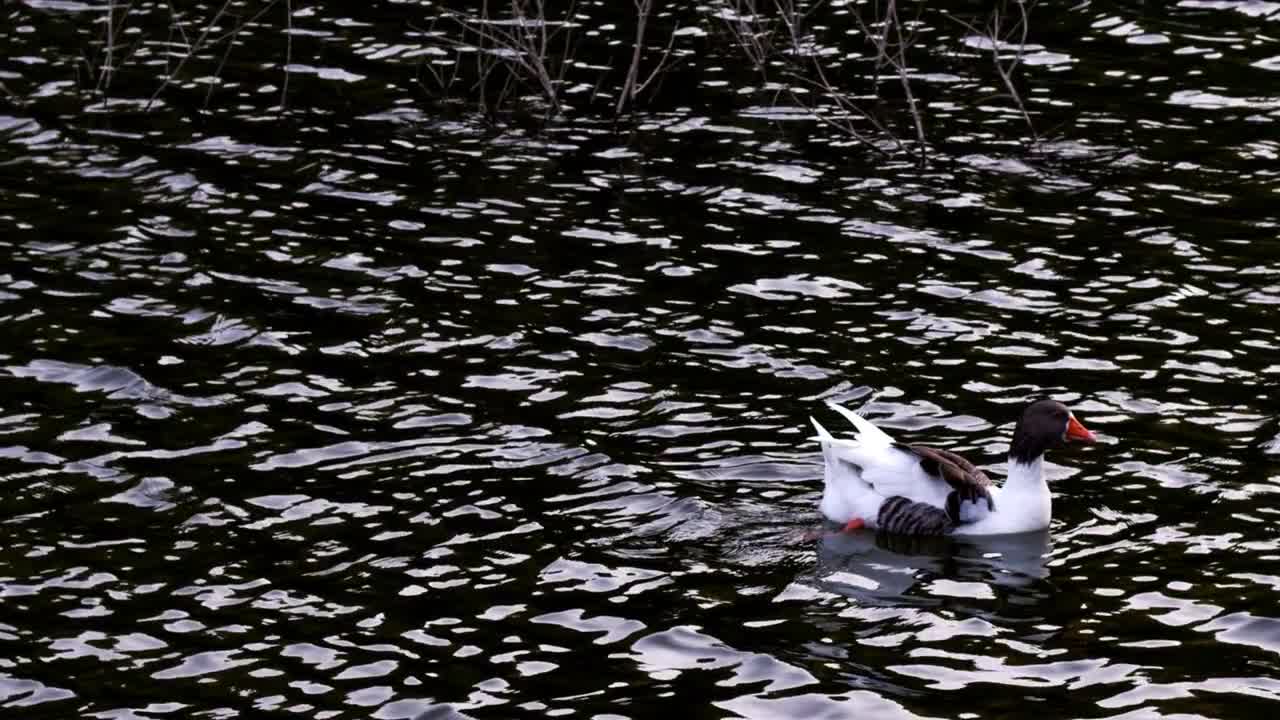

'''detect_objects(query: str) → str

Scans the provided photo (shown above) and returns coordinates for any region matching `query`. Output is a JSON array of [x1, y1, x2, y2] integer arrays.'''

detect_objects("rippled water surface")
[[3, 0, 1280, 717]]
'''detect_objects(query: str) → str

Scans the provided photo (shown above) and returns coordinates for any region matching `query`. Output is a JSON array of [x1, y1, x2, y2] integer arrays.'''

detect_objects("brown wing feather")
[[900, 443, 995, 511]]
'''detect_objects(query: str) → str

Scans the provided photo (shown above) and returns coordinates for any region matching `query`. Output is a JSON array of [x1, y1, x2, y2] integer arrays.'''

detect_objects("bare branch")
[[97, 0, 138, 96], [888, 0, 927, 158], [995, 0, 1038, 140], [103, 0, 113, 94], [435, 0, 572, 120], [205, 7, 244, 109], [148, 0, 233, 110], [636, 21, 681, 96], [282, 0, 292, 108], [945, 0, 1039, 141], [617, 0, 652, 114], [725, 0, 907, 155]]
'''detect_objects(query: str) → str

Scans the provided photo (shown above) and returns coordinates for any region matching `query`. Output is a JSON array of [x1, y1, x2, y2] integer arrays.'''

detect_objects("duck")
[[809, 399, 1097, 536]]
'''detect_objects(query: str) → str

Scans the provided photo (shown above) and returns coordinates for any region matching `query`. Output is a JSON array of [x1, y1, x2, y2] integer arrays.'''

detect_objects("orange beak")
[[1065, 414, 1097, 443]]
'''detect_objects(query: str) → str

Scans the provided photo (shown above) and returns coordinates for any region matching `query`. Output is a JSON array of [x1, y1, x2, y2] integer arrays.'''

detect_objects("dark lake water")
[[4, 0, 1280, 717]]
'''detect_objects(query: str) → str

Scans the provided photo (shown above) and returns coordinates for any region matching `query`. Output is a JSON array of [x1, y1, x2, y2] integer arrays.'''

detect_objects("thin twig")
[[445, 44, 465, 101], [148, 0, 233, 109], [888, 0, 927, 160], [207, 0, 283, 46], [99, 0, 143, 98], [777, 0, 903, 153], [96, 0, 138, 95], [163, 0, 192, 88], [204, 8, 243, 109], [523, 0, 562, 116], [788, 86, 886, 154], [282, 0, 292, 108], [994, 0, 1038, 140], [784, 72, 895, 153], [0, 80, 21, 106], [552, 0, 578, 91], [945, 1, 1039, 140], [617, 0, 652, 114], [636, 22, 680, 96], [104, 0, 113, 94], [438, 0, 574, 120], [166, 0, 191, 47]]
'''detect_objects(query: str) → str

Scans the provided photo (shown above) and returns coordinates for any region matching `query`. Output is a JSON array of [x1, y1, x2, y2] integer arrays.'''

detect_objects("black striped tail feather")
[[877, 495, 954, 536]]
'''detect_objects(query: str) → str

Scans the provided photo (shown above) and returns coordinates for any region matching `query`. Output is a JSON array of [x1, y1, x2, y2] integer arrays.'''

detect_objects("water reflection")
[[813, 529, 1053, 605]]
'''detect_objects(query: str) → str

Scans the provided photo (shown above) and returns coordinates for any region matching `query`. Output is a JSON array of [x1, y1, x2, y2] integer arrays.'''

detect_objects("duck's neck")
[[993, 450, 1054, 530], [1001, 455, 1051, 529], [1004, 455, 1047, 494]]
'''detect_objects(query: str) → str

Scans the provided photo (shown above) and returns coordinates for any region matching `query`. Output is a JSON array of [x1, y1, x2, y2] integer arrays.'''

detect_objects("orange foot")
[[797, 517, 867, 542]]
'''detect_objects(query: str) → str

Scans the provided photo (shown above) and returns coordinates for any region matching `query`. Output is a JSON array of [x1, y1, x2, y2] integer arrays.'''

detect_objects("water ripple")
[[2, 0, 1280, 717]]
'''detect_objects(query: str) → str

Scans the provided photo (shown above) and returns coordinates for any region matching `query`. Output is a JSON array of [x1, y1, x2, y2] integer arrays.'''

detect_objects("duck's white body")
[[811, 404, 1054, 536]]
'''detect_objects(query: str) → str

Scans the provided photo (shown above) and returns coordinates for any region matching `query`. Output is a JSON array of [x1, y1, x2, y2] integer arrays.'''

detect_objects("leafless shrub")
[[948, 0, 1039, 140], [74, 0, 293, 110], [616, 0, 681, 115], [422, 0, 581, 123], [419, 0, 686, 122], [82, 0, 141, 100], [720, 0, 1040, 161], [281, 0, 292, 108], [720, 0, 928, 158], [148, 0, 292, 110], [57, 0, 1038, 152], [0, 79, 20, 107], [852, 0, 929, 159]]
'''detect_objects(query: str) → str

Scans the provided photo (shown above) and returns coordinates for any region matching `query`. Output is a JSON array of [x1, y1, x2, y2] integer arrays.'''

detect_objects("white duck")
[[810, 399, 1097, 536]]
